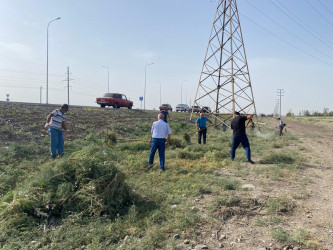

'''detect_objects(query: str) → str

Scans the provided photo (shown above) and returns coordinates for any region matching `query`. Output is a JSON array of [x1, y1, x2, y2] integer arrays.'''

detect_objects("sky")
[[0, 0, 332, 115]]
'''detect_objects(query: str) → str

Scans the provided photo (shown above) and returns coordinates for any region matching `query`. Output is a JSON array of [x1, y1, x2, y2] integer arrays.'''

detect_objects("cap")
[[61, 104, 69, 109], [234, 111, 240, 116]]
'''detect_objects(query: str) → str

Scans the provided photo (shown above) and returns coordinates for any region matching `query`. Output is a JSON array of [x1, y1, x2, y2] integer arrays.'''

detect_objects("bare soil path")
[[186, 118, 333, 250], [282, 118, 333, 249]]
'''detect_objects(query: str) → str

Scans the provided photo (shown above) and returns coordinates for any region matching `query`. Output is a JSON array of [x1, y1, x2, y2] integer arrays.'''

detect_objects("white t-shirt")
[[151, 120, 172, 139], [49, 109, 65, 130]]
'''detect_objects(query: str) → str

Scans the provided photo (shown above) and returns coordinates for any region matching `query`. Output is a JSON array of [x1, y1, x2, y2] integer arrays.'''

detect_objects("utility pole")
[[277, 89, 284, 118], [40, 86, 43, 104], [63, 67, 73, 105]]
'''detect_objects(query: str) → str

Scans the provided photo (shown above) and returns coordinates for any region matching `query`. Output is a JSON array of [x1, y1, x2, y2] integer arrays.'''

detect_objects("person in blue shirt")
[[196, 112, 213, 144]]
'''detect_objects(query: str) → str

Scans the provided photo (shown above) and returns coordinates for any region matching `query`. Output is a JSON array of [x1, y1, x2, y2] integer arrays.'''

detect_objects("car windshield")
[[103, 93, 115, 97]]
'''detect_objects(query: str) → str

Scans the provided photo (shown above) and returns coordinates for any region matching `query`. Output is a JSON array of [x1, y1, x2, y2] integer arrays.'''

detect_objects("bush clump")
[[0, 149, 135, 234]]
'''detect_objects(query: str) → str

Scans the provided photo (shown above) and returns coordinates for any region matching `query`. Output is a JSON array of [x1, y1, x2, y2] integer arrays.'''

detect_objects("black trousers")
[[198, 128, 207, 144]]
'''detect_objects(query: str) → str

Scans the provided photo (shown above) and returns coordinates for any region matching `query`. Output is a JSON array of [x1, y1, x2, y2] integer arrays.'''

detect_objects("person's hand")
[[44, 123, 49, 130], [165, 141, 169, 146], [66, 129, 71, 135], [149, 139, 152, 143]]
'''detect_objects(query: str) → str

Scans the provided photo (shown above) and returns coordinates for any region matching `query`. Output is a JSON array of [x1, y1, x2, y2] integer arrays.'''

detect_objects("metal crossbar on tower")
[[191, 0, 257, 127]]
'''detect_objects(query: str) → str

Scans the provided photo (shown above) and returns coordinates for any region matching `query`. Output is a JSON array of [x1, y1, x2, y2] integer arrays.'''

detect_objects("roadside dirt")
[[184, 117, 333, 250], [282, 118, 333, 249]]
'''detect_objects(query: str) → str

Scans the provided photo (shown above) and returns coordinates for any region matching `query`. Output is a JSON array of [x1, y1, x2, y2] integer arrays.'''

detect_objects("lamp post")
[[46, 17, 61, 104], [156, 81, 161, 106], [144, 62, 154, 110], [102, 66, 110, 93]]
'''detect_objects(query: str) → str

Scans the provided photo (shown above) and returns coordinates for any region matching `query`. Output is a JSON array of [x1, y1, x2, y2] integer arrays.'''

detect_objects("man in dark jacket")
[[230, 111, 254, 164]]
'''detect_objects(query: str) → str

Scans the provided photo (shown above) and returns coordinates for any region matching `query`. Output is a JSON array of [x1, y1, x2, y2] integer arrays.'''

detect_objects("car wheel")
[[113, 103, 119, 109], [101, 104, 105, 108], [128, 104, 132, 109]]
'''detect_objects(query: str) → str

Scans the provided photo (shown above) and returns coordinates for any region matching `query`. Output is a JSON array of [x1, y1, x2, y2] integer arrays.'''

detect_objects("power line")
[[318, 0, 333, 16], [0, 76, 59, 83], [305, 0, 333, 27], [246, 0, 333, 61], [270, 0, 333, 49], [0, 68, 63, 77], [239, 12, 333, 68]]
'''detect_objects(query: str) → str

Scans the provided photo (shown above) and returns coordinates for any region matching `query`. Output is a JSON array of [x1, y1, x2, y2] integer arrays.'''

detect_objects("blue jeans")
[[149, 138, 166, 170], [230, 135, 251, 161], [49, 127, 64, 158]]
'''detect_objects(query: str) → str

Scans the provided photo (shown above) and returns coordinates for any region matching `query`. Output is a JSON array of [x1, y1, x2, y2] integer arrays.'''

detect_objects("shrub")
[[1, 148, 135, 234], [183, 133, 191, 144], [169, 138, 183, 148]]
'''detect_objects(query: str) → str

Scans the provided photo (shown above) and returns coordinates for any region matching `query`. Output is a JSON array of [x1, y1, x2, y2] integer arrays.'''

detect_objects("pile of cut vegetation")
[[0, 144, 134, 241]]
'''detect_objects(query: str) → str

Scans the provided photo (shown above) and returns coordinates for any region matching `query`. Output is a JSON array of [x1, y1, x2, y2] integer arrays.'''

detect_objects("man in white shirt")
[[149, 113, 172, 171]]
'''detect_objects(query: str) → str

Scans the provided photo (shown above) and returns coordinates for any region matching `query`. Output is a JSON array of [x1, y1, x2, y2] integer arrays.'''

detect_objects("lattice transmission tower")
[[191, 0, 257, 126]]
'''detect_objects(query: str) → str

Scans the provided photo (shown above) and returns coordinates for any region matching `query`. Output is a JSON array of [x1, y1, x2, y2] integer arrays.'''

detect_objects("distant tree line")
[[296, 108, 333, 117], [258, 108, 333, 117]]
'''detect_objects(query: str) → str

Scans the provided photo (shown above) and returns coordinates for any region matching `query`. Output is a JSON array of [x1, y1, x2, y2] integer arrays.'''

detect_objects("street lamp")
[[156, 81, 161, 106], [144, 62, 154, 110], [102, 66, 110, 93], [46, 17, 61, 104]]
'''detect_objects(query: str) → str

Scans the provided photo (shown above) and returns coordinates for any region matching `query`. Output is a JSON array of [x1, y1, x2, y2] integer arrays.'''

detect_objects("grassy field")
[[0, 103, 322, 249]]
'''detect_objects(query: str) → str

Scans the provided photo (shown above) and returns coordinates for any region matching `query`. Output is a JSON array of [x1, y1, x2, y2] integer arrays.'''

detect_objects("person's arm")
[[62, 121, 70, 134], [166, 134, 171, 145], [149, 124, 154, 143], [46, 112, 54, 123], [246, 114, 254, 120]]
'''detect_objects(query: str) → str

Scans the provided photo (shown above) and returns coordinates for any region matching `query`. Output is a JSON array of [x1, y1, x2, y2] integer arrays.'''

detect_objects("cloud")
[[128, 49, 156, 60], [0, 42, 35, 61]]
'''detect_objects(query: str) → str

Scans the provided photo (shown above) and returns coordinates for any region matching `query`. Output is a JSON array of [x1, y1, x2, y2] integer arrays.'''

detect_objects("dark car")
[[201, 106, 211, 113], [159, 104, 172, 111], [96, 93, 133, 109]]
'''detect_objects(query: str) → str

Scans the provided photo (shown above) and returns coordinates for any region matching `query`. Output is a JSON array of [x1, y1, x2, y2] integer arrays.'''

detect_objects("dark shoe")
[[59, 153, 64, 157], [247, 160, 255, 164], [231, 158, 234, 161], [161, 168, 165, 171], [147, 164, 153, 171]]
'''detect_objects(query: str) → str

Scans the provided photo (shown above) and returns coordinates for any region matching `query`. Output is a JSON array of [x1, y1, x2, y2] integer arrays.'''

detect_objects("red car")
[[159, 104, 172, 111], [96, 93, 133, 109]]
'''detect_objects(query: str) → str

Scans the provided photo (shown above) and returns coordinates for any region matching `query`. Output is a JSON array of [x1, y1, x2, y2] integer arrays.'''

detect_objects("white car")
[[176, 104, 190, 112]]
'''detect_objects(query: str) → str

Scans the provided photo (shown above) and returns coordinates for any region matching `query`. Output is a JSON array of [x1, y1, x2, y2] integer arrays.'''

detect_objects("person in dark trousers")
[[149, 113, 172, 171], [196, 112, 213, 144], [45, 104, 70, 159], [230, 111, 254, 164], [160, 107, 170, 123], [277, 118, 285, 136]]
